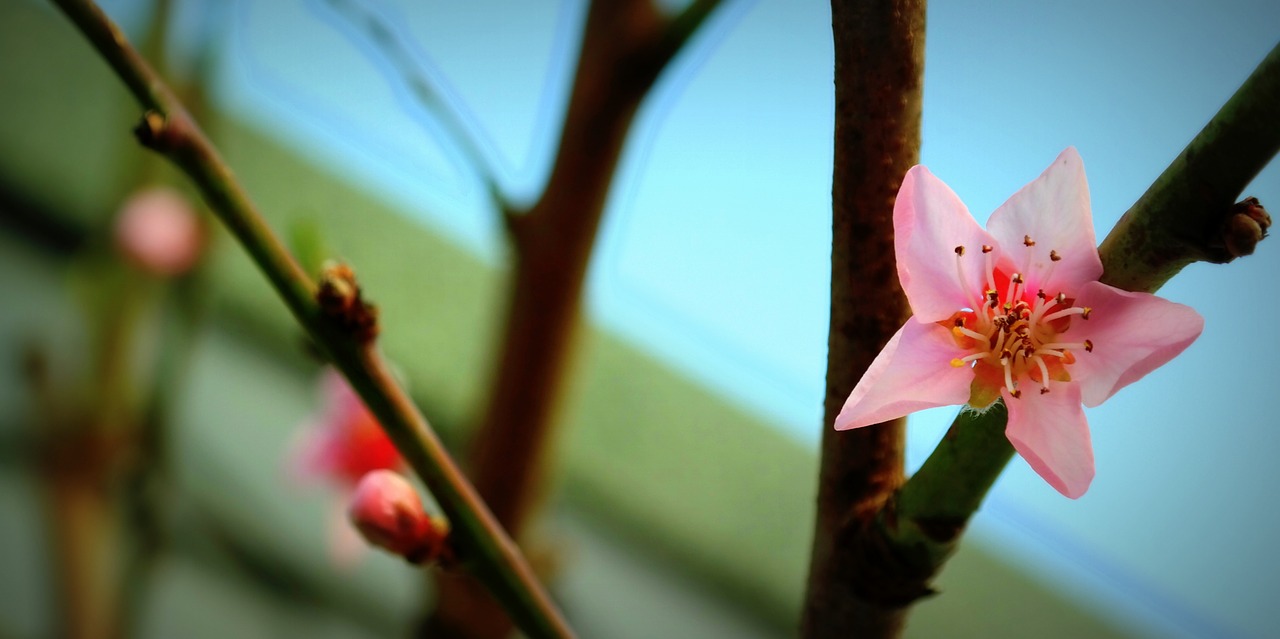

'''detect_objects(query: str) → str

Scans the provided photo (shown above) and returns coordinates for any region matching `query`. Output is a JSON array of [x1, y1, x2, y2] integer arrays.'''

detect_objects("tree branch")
[[45, 2, 573, 637], [800, 1, 926, 637], [427, 1, 724, 636], [314, 0, 512, 216], [1099, 42, 1280, 292], [817, 39, 1280, 638]]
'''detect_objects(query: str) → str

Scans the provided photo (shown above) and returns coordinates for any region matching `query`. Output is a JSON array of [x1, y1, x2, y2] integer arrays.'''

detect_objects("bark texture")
[[800, 1, 926, 637]]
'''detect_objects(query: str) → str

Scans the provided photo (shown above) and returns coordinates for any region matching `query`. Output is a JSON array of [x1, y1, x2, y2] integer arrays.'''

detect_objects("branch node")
[[132, 110, 167, 149], [317, 261, 379, 343]]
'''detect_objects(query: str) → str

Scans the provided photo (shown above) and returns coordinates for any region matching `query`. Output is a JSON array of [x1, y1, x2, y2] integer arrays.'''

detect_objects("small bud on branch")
[[348, 470, 452, 566], [317, 261, 379, 343], [1221, 197, 1271, 258]]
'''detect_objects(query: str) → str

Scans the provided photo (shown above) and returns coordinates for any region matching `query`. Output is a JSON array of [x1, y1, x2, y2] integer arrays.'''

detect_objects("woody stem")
[[45, 1, 573, 637]]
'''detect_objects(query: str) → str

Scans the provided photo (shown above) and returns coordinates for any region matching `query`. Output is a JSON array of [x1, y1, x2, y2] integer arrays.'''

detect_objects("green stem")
[[1100, 42, 1280, 292], [884, 39, 1280, 608], [46, 2, 573, 637], [116, 269, 206, 639]]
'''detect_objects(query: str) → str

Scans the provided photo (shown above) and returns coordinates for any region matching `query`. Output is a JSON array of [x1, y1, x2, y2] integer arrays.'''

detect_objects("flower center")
[[946, 237, 1092, 398]]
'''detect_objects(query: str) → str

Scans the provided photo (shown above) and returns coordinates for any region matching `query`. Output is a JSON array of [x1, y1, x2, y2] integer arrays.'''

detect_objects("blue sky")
[[103, 0, 1280, 636]]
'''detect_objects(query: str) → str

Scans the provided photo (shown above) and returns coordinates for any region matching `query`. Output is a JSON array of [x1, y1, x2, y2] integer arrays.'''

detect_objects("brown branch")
[[800, 1, 926, 638], [426, 0, 724, 636]]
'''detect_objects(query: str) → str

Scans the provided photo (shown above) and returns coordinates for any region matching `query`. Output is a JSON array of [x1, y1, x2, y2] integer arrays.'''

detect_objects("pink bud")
[[347, 470, 444, 562], [115, 187, 203, 276]]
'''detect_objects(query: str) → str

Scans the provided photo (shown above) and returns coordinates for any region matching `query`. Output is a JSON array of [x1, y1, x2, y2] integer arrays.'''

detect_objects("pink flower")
[[835, 148, 1203, 498], [292, 369, 405, 564], [114, 187, 204, 276], [348, 470, 447, 563], [295, 369, 403, 488]]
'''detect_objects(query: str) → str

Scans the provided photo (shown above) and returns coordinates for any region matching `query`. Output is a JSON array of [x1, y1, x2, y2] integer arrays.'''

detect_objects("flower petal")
[[1068, 281, 1204, 407], [835, 318, 974, 430], [1003, 383, 1094, 499], [895, 165, 1000, 322], [986, 148, 1102, 295]]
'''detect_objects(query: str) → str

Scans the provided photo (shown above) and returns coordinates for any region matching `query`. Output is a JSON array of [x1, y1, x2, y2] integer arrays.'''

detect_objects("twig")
[[313, 0, 511, 214], [44, 2, 573, 637], [1099, 42, 1280, 291]]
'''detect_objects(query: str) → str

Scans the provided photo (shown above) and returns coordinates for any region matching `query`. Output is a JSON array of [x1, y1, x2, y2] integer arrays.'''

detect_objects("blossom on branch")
[[348, 470, 450, 564], [834, 148, 1203, 498], [295, 368, 403, 487], [292, 368, 404, 563]]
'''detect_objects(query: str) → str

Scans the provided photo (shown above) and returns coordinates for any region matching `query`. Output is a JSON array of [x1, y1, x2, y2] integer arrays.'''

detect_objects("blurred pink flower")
[[293, 368, 404, 563], [114, 187, 204, 276], [834, 148, 1203, 498], [295, 369, 403, 487]]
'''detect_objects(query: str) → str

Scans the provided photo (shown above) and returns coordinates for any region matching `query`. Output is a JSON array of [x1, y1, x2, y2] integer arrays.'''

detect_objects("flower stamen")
[[1033, 355, 1051, 393], [1040, 248, 1061, 287], [944, 243, 1097, 402], [1006, 273, 1024, 304], [1021, 235, 1037, 276], [982, 245, 997, 292], [1043, 306, 1091, 322], [953, 324, 989, 342]]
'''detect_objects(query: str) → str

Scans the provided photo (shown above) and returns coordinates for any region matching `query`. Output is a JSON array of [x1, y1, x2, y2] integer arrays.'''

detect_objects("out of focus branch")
[[45, 2, 572, 637], [428, 0, 726, 636], [315, 0, 511, 215]]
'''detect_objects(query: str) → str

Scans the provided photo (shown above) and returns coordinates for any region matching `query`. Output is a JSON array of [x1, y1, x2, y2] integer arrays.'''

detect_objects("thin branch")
[[315, 0, 511, 216], [1099, 41, 1280, 292], [45, 2, 573, 637], [655, 0, 724, 66]]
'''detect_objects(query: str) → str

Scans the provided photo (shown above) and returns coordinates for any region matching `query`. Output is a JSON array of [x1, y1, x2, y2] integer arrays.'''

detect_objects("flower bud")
[[347, 470, 447, 563], [115, 187, 203, 276], [1223, 197, 1271, 258]]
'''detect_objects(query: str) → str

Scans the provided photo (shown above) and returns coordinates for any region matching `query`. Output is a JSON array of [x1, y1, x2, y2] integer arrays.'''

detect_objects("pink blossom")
[[835, 148, 1203, 498], [348, 470, 444, 562], [294, 368, 403, 488], [292, 369, 404, 564], [114, 187, 204, 276]]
